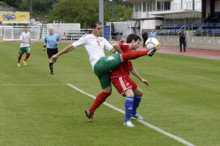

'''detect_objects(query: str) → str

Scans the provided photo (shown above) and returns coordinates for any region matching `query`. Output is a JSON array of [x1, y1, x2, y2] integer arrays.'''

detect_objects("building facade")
[[124, 0, 202, 34]]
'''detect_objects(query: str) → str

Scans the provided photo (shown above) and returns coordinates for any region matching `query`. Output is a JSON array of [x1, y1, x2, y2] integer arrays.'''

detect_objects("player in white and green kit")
[[51, 21, 160, 122], [17, 26, 32, 67]]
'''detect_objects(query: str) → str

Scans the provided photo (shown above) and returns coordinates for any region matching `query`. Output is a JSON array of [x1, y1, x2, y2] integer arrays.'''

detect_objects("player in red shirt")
[[111, 34, 149, 127]]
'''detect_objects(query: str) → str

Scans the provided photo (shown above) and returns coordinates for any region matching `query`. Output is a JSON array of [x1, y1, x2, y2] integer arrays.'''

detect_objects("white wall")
[[172, 0, 201, 11], [215, 1, 220, 12], [141, 20, 162, 30], [206, 0, 211, 16], [47, 23, 80, 34]]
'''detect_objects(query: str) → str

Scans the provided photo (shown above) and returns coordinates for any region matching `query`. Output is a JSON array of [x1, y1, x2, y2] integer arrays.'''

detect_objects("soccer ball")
[[145, 38, 160, 50]]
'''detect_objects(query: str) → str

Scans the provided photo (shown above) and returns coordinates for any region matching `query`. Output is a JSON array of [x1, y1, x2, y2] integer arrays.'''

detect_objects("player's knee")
[[103, 86, 112, 93], [136, 91, 143, 96], [125, 89, 134, 97], [134, 87, 143, 96]]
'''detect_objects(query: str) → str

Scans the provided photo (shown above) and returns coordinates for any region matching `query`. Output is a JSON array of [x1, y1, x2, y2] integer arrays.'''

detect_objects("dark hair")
[[126, 34, 141, 43], [24, 26, 28, 28], [91, 21, 102, 28]]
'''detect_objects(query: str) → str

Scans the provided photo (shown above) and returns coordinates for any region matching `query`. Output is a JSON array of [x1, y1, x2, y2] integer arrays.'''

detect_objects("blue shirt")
[[149, 32, 157, 38], [44, 33, 61, 49]]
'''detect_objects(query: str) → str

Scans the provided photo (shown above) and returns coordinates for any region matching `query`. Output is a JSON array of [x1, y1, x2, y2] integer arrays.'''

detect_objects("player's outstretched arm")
[[51, 44, 75, 62], [130, 68, 149, 86]]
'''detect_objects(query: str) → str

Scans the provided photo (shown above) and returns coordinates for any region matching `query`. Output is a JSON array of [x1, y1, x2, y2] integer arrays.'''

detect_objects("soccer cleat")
[[147, 49, 156, 56], [23, 61, 27, 66], [124, 121, 135, 127], [131, 114, 143, 120], [17, 63, 21, 67], [155, 43, 161, 51], [85, 110, 93, 122], [147, 43, 161, 57]]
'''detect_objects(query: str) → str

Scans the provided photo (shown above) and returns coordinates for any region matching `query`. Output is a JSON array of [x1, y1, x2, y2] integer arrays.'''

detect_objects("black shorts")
[[47, 48, 58, 59]]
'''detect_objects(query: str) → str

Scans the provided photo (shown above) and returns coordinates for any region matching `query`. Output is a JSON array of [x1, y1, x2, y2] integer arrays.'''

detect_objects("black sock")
[[49, 62, 53, 73]]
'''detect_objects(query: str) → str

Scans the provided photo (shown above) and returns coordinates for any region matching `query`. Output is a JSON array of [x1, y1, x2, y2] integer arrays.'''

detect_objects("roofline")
[[150, 9, 201, 15]]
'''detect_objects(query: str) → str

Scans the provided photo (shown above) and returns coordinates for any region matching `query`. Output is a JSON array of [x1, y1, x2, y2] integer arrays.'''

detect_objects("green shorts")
[[94, 53, 121, 89], [19, 46, 31, 55]]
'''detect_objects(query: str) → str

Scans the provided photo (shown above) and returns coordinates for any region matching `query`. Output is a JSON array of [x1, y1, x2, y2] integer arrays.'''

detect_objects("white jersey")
[[72, 34, 113, 70], [20, 32, 30, 47]]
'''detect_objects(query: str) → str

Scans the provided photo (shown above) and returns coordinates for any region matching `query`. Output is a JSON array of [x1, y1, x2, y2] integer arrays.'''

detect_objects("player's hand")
[[141, 79, 149, 86], [42, 47, 46, 51], [120, 38, 125, 42]]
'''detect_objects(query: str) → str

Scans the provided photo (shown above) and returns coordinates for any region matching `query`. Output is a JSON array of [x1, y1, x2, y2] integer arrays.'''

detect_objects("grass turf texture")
[[0, 42, 219, 145]]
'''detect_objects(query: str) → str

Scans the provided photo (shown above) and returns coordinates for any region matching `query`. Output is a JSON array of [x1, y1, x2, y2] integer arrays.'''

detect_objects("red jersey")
[[111, 42, 133, 78]]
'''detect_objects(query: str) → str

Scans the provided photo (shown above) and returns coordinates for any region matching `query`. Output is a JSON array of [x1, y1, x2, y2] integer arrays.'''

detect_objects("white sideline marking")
[[66, 83, 195, 146], [0, 83, 65, 86]]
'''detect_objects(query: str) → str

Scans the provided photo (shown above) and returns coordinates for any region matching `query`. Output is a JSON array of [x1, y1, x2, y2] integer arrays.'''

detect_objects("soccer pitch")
[[0, 42, 220, 145]]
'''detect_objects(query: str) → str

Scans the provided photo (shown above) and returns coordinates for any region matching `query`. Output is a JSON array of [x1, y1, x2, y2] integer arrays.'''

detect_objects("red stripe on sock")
[[18, 54, 22, 63], [24, 53, 31, 61], [90, 92, 111, 114]]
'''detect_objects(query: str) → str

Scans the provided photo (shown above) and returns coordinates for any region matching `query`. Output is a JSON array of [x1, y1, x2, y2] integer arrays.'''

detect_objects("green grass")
[[0, 42, 220, 145]]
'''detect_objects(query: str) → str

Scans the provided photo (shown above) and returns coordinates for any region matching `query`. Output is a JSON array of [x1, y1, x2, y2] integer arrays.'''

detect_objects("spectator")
[[142, 30, 148, 47], [213, 14, 219, 23], [179, 30, 186, 52], [204, 13, 212, 23]]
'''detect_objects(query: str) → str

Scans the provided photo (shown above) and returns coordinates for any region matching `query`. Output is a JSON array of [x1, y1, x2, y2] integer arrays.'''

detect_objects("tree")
[[1, 0, 22, 8], [48, 0, 99, 27], [48, 0, 132, 28]]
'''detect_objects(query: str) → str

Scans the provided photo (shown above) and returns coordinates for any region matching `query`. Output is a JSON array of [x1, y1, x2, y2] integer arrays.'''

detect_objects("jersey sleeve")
[[44, 35, 47, 43], [19, 33, 23, 41], [104, 38, 113, 52], [57, 34, 61, 42], [72, 36, 87, 48], [28, 32, 31, 39]]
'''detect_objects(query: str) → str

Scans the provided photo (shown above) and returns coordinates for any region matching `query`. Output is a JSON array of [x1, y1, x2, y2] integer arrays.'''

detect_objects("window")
[[152, 2, 155, 11], [157, 1, 163, 11], [157, 1, 171, 11], [143, 2, 147, 12], [135, 3, 141, 12], [147, 3, 150, 12], [164, 2, 170, 10]]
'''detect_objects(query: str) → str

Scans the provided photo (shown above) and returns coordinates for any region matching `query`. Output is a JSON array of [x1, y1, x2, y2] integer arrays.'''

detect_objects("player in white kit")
[[17, 26, 32, 67]]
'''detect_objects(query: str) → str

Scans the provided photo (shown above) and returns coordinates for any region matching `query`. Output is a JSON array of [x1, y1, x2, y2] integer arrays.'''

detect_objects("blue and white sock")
[[132, 95, 142, 115], [125, 96, 134, 122]]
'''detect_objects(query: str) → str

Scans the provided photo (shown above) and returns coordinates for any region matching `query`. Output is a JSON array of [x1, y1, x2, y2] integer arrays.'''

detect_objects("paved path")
[[138, 46, 220, 60], [6, 40, 220, 60]]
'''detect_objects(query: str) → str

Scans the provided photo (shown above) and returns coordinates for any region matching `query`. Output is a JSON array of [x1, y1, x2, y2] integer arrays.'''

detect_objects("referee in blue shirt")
[[43, 27, 61, 75], [149, 29, 157, 38]]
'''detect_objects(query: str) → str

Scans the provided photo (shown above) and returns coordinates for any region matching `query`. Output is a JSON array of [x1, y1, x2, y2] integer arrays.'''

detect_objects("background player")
[[111, 34, 149, 127], [17, 26, 32, 67], [43, 27, 61, 75], [51, 21, 159, 122]]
